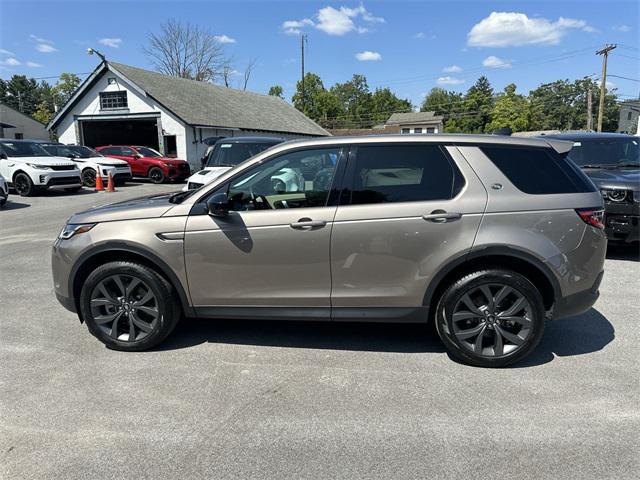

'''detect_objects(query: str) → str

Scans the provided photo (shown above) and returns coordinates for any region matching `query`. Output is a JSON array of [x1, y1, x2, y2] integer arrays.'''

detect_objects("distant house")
[[0, 102, 50, 140], [47, 61, 329, 168], [617, 100, 640, 135], [385, 111, 444, 134]]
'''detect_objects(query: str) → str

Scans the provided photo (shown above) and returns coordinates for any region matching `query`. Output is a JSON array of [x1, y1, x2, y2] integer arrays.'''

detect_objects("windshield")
[[567, 138, 640, 168], [0, 141, 51, 157], [206, 142, 279, 168], [135, 147, 162, 157], [67, 145, 103, 158]]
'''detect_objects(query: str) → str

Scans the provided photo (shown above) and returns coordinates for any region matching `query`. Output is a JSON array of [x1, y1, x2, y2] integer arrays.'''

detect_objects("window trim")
[[340, 142, 466, 207]]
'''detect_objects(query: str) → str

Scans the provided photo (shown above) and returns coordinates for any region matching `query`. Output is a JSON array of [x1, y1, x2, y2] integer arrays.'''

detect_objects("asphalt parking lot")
[[1, 182, 639, 479]]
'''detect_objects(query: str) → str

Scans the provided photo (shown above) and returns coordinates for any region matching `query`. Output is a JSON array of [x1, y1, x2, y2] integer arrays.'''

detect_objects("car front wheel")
[[79, 261, 181, 351], [13, 172, 36, 197], [148, 167, 165, 184], [82, 168, 97, 187], [435, 269, 545, 367]]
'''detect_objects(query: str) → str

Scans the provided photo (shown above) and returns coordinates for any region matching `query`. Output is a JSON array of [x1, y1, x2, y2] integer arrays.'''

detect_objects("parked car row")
[[0, 139, 192, 198]]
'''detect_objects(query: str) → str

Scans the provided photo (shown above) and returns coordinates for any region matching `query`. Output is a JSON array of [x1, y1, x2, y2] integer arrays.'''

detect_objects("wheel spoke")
[[496, 326, 524, 345], [94, 311, 121, 324], [493, 286, 512, 306], [479, 285, 494, 311], [112, 275, 126, 297], [98, 284, 117, 304], [125, 277, 141, 299], [131, 312, 153, 332], [452, 311, 479, 322], [128, 316, 136, 341], [500, 315, 532, 327], [135, 305, 158, 318], [133, 289, 154, 307], [493, 328, 504, 356], [473, 325, 487, 353], [461, 294, 482, 315], [110, 312, 124, 338], [455, 323, 485, 340], [91, 298, 116, 307], [499, 296, 526, 317]]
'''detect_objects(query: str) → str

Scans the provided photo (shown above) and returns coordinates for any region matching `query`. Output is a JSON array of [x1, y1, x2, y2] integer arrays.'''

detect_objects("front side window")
[[226, 147, 341, 211], [100, 91, 128, 110], [135, 147, 162, 157], [120, 147, 137, 156], [348, 144, 463, 205]]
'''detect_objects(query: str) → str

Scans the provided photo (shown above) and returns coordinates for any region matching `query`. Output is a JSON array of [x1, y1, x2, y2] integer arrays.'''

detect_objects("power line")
[[608, 74, 640, 83]]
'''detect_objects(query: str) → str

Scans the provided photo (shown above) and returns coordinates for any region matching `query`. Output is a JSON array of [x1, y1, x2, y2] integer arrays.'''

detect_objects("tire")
[[435, 269, 545, 368], [79, 261, 181, 351], [148, 167, 165, 184], [65, 186, 83, 193], [13, 172, 38, 197], [81, 168, 97, 187]]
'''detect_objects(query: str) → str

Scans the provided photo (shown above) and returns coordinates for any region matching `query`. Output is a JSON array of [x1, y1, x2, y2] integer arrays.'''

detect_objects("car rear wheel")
[[435, 269, 545, 367], [80, 261, 181, 351], [148, 167, 165, 184], [14, 172, 36, 197], [82, 168, 97, 187]]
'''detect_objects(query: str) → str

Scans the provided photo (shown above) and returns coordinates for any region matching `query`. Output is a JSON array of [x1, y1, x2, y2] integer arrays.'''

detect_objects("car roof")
[[542, 132, 638, 141], [215, 136, 285, 145]]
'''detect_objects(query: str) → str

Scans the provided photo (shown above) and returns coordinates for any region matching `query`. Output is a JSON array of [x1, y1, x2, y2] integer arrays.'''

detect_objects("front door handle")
[[290, 218, 327, 229], [422, 211, 462, 223]]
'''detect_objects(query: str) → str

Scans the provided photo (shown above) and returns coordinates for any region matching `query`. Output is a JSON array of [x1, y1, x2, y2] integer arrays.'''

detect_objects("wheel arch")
[[70, 243, 195, 319], [12, 169, 32, 183], [424, 246, 561, 315]]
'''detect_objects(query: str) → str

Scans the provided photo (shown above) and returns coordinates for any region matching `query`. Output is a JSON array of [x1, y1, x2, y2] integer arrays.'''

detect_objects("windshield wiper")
[[611, 163, 640, 169], [580, 164, 605, 169]]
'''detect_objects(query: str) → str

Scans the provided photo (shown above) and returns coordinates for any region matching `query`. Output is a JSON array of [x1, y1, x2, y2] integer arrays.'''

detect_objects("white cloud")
[[613, 24, 631, 32], [482, 55, 511, 68], [282, 18, 314, 35], [36, 43, 57, 53], [0, 57, 21, 66], [414, 32, 425, 39], [214, 34, 236, 44], [26, 61, 42, 68], [597, 79, 616, 90], [284, 4, 384, 36], [0, 48, 15, 56], [29, 34, 53, 44], [467, 12, 595, 47], [437, 76, 465, 86], [98, 38, 122, 48], [443, 65, 462, 73], [355, 50, 382, 61]]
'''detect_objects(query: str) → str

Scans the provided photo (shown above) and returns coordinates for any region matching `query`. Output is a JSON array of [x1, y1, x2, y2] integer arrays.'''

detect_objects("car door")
[[330, 142, 487, 314], [116, 147, 145, 176], [184, 145, 346, 316]]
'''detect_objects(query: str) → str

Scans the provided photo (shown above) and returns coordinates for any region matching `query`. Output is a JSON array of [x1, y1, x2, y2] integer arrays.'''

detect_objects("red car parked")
[[95, 145, 191, 184]]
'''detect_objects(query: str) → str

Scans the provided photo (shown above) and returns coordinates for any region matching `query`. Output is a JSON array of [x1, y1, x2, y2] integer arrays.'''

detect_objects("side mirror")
[[134, 154, 143, 159], [207, 192, 229, 218]]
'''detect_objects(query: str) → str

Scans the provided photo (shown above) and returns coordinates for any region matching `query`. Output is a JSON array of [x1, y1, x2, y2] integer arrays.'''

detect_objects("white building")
[[385, 111, 444, 134], [0, 102, 50, 140], [48, 61, 329, 168]]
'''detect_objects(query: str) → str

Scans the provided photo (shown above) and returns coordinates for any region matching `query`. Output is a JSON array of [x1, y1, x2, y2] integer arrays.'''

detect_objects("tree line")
[[269, 73, 620, 133]]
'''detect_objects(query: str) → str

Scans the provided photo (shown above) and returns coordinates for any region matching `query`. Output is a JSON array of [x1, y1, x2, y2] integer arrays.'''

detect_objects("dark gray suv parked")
[[52, 135, 606, 367]]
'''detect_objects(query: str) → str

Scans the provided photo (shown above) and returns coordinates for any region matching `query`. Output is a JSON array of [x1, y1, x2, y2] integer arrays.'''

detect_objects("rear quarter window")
[[480, 145, 596, 194]]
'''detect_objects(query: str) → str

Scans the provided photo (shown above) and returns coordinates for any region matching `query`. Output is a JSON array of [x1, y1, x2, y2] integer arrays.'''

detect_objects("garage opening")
[[81, 118, 159, 150]]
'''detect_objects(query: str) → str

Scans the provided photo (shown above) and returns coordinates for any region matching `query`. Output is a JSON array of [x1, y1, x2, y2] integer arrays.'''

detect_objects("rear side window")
[[480, 146, 596, 194], [348, 144, 464, 205]]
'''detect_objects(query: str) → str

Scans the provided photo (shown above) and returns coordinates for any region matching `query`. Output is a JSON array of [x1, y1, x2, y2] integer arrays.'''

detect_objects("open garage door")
[[81, 118, 159, 150]]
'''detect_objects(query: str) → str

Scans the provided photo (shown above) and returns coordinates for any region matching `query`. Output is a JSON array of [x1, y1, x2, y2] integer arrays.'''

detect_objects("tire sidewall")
[[435, 270, 546, 368], [15, 173, 34, 197], [82, 168, 97, 187], [80, 262, 176, 351], [148, 167, 165, 184]]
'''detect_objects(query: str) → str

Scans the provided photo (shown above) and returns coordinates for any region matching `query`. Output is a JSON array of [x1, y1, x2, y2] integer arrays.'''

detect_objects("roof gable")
[[386, 111, 444, 125]]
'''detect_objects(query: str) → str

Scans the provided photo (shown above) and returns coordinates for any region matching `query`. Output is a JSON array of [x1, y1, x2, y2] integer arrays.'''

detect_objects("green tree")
[[486, 84, 530, 133], [4, 75, 41, 115], [458, 76, 494, 133], [32, 101, 54, 125], [268, 85, 284, 99], [369, 87, 412, 125], [330, 74, 372, 126], [292, 72, 327, 120], [421, 87, 463, 116], [52, 73, 81, 109]]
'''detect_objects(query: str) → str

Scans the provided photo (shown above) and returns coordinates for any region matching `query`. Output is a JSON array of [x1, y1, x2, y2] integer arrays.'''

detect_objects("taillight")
[[576, 208, 605, 230]]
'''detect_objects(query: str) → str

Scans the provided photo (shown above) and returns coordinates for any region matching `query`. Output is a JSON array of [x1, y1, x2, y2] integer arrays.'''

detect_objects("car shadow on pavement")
[[606, 244, 640, 262], [1, 201, 30, 210], [156, 307, 614, 364], [157, 319, 445, 354]]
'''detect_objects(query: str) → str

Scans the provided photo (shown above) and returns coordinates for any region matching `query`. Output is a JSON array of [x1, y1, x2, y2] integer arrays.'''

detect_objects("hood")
[[92, 157, 129, 166], [583, 168, 640, 191], [197, 166, 233, 178], [69, 192, 180, 224], [9, 155, 76, 166], [147, 157, 188, 165]]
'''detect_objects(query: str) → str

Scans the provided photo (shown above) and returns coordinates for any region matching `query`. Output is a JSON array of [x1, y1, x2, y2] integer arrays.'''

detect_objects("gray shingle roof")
[[108, 62, 328, 136], [386, 111, 443, 125]]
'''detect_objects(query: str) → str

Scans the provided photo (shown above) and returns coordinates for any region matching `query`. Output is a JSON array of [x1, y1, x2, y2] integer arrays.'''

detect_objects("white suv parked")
[[42, 144, 132, 187], [0, 140, 82, 196]]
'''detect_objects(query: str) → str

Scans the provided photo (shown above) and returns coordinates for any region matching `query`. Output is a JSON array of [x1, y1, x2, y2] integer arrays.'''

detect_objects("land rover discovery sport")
[[52, 135, 606, 367]]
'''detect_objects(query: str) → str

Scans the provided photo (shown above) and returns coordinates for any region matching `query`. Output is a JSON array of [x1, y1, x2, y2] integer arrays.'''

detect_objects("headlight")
[[26, 163, 51, 170], [163, 162, 173, 167], [601, 188, 628, 202], [58, 223, 96, 240]]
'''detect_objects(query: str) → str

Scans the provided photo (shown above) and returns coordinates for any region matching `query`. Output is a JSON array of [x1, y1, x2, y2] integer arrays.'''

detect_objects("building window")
[[401, 128, 410, 134], [100, 91, 128, 110], [414, 128, 423, 134], [628, 111, 633, 121], [427, 127, 435, 133]]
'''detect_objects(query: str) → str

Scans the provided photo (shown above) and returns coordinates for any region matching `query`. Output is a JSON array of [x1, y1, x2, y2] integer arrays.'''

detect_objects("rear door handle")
[[290, 219, 327, 229], [422, 211, 462, 223]]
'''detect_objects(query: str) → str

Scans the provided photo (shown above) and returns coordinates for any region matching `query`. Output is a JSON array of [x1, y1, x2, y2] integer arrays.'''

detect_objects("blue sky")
[[1, 0, 638, 107]]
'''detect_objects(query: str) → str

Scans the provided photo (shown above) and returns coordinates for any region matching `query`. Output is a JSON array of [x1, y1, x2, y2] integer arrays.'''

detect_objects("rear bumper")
[[553, 270, 603, 319]]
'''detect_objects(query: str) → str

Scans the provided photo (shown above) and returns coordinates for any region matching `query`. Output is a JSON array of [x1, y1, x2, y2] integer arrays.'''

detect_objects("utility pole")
[[301, 34, 307, 112], [596, 44, 616, 132], [586, 89, 593, 131]]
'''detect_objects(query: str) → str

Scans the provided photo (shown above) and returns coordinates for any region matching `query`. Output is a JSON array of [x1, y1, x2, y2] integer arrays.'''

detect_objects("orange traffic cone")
[[106, 173, 116, 192], [94, 172, 104, 191]]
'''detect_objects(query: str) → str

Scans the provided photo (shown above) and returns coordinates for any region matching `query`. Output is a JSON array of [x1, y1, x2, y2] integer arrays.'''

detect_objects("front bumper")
[[604, 213, 639, 243], [36, 171, 82, 189]]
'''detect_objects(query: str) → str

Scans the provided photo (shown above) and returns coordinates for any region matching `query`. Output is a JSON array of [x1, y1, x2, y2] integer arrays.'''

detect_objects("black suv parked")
[[544, 133, 639, 244]]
